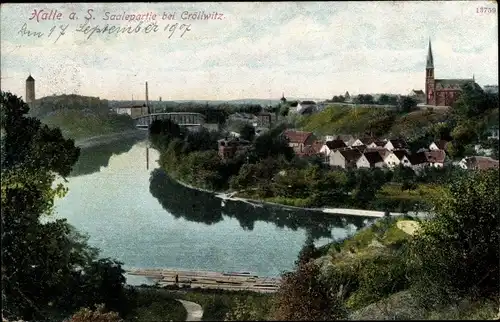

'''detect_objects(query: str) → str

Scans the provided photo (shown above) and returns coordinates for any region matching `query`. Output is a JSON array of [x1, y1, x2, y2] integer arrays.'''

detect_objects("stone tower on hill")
[[26, 74, 35, 105]]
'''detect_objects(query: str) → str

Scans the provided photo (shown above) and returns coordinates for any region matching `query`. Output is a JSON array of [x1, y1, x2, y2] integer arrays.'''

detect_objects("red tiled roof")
[[311, 141, 324, 154], [465, 156, 499, 170], [283, 130, 313, 144], [424, 150, 446, 163]]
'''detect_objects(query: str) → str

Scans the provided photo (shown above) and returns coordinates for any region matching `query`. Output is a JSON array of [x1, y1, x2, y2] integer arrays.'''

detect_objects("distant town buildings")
[[425, 40, 477, 106], [115, 105, 148, 118], [296, 101, 317, 114], [409, 89, 425, 103], [483, 85, 499, 94]]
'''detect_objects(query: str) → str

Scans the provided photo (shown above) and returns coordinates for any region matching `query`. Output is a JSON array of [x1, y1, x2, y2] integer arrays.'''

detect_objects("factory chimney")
[[145, 81, 149, 114]]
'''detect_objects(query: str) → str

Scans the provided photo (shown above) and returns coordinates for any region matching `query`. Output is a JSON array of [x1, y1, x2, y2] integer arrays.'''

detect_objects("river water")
[[52, 134, 372, 283]]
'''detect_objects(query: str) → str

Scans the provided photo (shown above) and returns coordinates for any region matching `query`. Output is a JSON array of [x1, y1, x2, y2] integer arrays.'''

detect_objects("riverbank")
[[172, 176, 430, 219], [74, 129, 146, 148]]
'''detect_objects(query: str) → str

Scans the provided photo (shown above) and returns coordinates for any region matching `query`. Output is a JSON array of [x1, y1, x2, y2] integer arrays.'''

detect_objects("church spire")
[[426, 38, 434, 69]]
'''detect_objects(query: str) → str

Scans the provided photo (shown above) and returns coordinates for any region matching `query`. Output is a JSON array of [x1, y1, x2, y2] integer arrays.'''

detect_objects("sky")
[[1, 1, 498, 101]]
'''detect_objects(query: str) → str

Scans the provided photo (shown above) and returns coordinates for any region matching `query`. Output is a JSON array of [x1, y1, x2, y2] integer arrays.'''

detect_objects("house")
[[411, 150, 446, 169], [357, 151, 385, 168], [459, 156, 499, 170], [329, 149, 363, 169], [319, 140, 347, 157], [217, 138, 250, 160], [282, 130, 316, 155], [367, 140, 387, 148], [410, 89, 426, 103], [256, 112, 273, 127], [228, 113, 259, 126], [115, 105, 148, 118], [325, 134, 356, 147], [302, 141, 324, 157], [384, 150, 412, 168], [425, 150, 446, 168], [429, 140, 449, 151], [384, 139, 409, 151], [344, 91, 351, 102], [296, 101, 317, 114], [365, 148, 391, 160], [352, 137, 378, 147]]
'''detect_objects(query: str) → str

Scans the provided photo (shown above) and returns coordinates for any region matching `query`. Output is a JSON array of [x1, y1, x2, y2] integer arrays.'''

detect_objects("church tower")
[[425, 40, 435, 105], [26, 74, 35, 105]]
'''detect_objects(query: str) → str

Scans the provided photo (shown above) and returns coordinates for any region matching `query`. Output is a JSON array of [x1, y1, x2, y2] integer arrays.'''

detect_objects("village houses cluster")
[[281, 129, 499, 172]]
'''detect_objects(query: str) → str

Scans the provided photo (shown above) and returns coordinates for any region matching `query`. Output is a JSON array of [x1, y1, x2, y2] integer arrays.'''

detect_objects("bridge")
[[134, 112, 206, 129]]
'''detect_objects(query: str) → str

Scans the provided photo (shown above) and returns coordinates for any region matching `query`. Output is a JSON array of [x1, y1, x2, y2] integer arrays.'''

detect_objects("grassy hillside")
[[298, 104, 449, 138], [41, 109, 135, 140], [314, 216, 499, 320], [29, 95, 136, 140]]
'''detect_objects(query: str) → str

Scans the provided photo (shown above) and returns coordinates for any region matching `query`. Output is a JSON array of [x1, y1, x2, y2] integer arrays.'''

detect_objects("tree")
[[280, 105, 290, 117], [269, 262, 347, 321], [377, 94, 390, 105], [295, 235, 317, 267], [1, 92, 128, 320], [397, 96, 418, 113], [409, 169, 499, 308], [238, 123, 256, 142]]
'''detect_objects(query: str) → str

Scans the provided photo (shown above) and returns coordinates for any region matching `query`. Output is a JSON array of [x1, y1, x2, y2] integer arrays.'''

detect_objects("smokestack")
[[145, 81, 149, 114]]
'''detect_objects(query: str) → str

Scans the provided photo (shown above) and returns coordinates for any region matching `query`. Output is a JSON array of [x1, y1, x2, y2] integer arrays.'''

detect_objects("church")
[[425, 40, 476, 106]]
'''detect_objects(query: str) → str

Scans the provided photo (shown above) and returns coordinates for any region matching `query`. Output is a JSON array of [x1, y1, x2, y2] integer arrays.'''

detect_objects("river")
[[52, 134, 374, 284]]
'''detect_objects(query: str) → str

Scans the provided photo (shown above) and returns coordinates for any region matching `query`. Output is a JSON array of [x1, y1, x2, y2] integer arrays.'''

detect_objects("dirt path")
[[176, 299, 204, 321]]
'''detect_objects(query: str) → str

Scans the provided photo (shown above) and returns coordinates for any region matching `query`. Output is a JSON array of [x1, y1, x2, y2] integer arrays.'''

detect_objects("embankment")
[[172, 175, 430, 219]]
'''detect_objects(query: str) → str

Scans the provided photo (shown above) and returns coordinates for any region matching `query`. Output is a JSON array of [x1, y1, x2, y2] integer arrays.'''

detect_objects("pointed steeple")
[[426, 38, 434, 69], [280, 92, 287, 103]]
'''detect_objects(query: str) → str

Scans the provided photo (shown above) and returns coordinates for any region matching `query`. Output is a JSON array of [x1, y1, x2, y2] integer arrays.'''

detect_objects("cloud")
[[1, 1, 498, 100]]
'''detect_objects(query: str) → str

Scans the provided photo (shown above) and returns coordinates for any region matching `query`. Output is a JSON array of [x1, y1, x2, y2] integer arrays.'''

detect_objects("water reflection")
[[70, 133, 146, 177], [149, 168, 372, 240]]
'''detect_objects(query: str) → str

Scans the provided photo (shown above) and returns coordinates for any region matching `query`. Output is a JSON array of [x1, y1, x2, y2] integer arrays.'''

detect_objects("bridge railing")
[[134, 112, 206, 127]]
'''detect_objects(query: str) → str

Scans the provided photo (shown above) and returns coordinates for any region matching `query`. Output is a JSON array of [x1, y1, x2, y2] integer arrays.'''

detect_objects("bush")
[[408, 169, 500, 308], [65, 304, 122, 322]]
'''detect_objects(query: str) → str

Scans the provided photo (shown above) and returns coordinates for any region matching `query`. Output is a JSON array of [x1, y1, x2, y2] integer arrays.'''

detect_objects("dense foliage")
[[1, 92, 129, 321], [409, 169, 499, 307], [269, 168, 499, 320]]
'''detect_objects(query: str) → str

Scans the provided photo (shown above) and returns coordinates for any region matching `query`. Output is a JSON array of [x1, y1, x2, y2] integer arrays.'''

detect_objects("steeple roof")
[[426, 39, 434, 69], [26, 74, 34, 81]]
